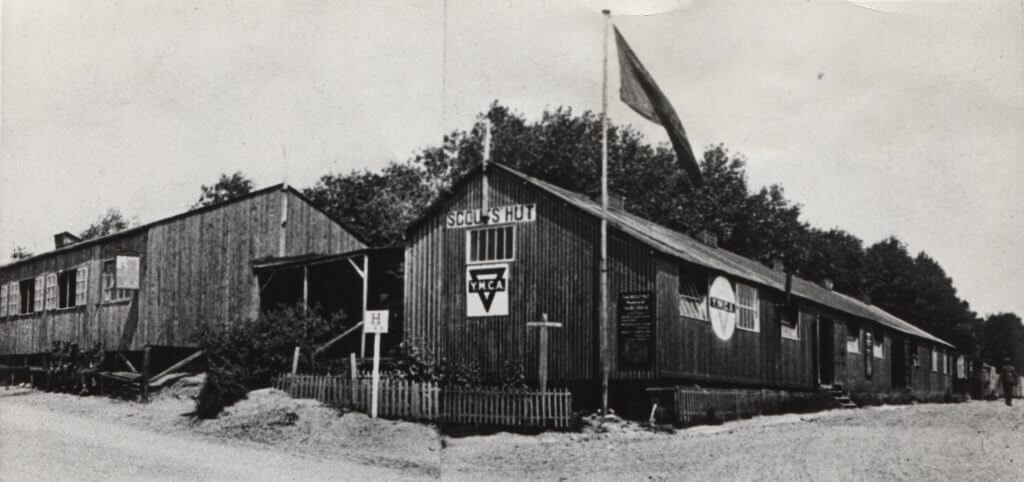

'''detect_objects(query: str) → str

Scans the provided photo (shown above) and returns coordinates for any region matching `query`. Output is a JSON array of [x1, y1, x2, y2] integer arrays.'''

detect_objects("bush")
[[192, 304, 346, 418]]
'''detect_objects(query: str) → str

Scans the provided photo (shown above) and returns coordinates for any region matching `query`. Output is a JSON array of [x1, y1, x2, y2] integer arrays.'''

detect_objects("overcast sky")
[[2, 0, 1022, 317]]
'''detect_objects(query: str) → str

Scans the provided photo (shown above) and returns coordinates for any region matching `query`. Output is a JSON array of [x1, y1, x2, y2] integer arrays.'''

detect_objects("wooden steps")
[[821, 384, 858, 409]]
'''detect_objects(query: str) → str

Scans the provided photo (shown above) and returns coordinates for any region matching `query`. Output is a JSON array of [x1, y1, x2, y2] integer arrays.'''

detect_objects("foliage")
[[978, 313, 1024, 370], [192, 304, 346, 418], [193, 172, 254, 208], [304, 162, 435, 247], [10, 246, 33, 261], [79, 208, 138, 240]]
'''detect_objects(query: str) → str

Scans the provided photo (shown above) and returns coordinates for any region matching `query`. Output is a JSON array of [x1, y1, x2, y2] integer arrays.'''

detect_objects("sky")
[[2, 0, 1022, 317]]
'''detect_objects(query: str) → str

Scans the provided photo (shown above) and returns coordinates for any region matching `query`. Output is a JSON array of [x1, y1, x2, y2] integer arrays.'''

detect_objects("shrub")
[[192, 304, 346, 418]]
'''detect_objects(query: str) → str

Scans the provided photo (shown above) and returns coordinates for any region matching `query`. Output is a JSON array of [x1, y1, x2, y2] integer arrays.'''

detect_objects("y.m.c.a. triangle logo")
[[466, 264, 509, 317]]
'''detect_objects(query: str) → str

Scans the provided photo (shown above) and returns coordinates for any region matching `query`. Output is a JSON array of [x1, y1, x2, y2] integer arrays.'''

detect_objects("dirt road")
[[0, 392, 417, 481], [3, 387, 1023, 481], [444, 402, 1024, 480]]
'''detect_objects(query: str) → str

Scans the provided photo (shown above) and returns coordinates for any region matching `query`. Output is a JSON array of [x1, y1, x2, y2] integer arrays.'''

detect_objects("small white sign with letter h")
[[364, 310, 389, 334]]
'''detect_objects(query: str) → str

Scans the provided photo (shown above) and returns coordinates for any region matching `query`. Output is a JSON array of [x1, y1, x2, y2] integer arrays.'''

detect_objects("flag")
[[614, 27, 702, 187]]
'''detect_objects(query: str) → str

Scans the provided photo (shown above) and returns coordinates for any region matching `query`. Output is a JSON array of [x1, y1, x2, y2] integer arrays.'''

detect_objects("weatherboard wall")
[[0, 188, 365, 355]]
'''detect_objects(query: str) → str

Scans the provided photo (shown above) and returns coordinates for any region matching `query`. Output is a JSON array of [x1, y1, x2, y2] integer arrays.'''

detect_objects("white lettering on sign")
[[364, 310, 389, 334], [446, 204, 536, 229], [708, 276, 737, 341], [466, 263, 510, 317]]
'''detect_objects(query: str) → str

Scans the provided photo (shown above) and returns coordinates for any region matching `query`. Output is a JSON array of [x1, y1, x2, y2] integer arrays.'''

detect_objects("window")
[[930, 348, 939, 372], [678, 274, 708, 321], [781, 309, 799, 340], [19, 279, 36, 315], [466, 226, 514, 263], [941, 350, 948, 374], [846, 323, 860, 354], [45, 273, 57, 310], [0, 284, 7, 317], [873, 329, 884, 359], [57, 270, 79, 308], [735, 283, 759, 332], [33, 276, 45, 313], [102, 260, 131, 303]]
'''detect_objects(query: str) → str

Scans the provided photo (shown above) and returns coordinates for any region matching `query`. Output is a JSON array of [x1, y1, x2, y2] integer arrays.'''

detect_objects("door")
[[818, 317, 834, 385], [891, 338, 907, 389]]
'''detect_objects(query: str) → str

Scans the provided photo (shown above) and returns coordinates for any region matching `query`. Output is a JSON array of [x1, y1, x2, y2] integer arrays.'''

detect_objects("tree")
[[194, 172, 254, 208], [10, 246, 33, 261], [795, 228, 865, 295], [304, 162, 435, 247], [80, 208, 138, 240], [978, 313, 1024, 370]]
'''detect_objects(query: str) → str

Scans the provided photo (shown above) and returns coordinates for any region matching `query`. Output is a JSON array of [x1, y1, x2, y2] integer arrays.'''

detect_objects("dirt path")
[[442, 402, 1024, 480], [0, 391, 426, 481]]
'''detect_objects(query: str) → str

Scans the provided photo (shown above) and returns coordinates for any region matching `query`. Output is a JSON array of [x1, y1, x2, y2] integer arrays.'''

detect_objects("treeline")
[[57, 102, 1024, 369]]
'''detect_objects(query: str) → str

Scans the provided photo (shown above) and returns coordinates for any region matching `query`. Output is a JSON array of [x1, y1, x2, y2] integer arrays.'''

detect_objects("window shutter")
[[34, 276, 45, 312], [10, 283, 21, 315], [0, 284, 7, 317], [76, 266, 89, 307], [45, 273, 58, 310]]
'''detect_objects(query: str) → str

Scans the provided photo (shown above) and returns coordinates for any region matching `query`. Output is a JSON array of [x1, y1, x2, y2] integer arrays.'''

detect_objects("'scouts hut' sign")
[[617, 291, 655, 370], [446, 204, 536, 228], [449, 204, 536, 317]]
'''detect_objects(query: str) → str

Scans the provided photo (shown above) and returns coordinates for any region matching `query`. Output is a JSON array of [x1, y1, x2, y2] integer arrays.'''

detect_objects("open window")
[[678, 273, 708, 321], [18, 279, 36, 315], [846, 322, 860, 354]]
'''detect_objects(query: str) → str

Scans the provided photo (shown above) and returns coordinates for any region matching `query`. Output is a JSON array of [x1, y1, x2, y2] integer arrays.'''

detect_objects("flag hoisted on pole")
[[614, 27, 703, 188]]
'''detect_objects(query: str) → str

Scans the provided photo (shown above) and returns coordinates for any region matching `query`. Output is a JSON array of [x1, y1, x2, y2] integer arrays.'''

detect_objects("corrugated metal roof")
[[493, 163, 954, 349]]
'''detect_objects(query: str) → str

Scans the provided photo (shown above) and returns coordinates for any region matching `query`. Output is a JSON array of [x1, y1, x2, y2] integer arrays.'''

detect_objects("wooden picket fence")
[[274, 374, 572, 428], [442, 386, 573, 428]]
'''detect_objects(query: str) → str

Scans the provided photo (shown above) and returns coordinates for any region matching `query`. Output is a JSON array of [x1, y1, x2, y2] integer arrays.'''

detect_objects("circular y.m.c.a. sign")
[[708, 276, 737, 341]]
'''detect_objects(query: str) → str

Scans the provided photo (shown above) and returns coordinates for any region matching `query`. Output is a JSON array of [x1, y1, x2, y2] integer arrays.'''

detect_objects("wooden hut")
[[0, 185, 393, 369], [403, 163, 956, 411]]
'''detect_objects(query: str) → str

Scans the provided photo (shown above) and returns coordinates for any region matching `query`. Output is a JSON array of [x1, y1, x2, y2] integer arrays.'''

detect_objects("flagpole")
[[482, 118, 492, 219], [599, 8, 611, 416]]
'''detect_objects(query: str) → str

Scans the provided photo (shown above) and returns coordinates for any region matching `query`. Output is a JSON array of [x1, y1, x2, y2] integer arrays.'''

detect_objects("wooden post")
[[349, 352, 357, 405], [291, 346, 301, 375], [302, 266, 309, 314], [361, 254, 369, 358], [141, 346, 151, 403], [598, 8, 611, 416], [371, 332, 381, 418], [527, 313, 562, 392]]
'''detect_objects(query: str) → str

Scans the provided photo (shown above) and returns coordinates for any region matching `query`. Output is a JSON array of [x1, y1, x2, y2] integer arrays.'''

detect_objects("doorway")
[[818, 317, 835, 386], [891, 338, 907, 389]]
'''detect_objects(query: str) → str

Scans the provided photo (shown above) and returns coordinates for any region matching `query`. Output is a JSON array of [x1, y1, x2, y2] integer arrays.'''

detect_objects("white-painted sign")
[[466, 263, 510, 317], [708, 276, 737, 341], [115, 256, 140, 290], [446, 204, 536, 229], [364, 310, 390, 334]]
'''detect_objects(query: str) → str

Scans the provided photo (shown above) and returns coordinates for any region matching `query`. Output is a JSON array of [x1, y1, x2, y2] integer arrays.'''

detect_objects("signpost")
[[364, 310, 389, 419], [527, 313, 562, 391]]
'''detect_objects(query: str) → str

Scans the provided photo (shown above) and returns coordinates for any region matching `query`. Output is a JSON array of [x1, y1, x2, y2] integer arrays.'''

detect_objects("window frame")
[[734, 282, 760, 333], [465, 225, 515, 264], [56, 269, 81, 309], [846, 323, 861, 354], [18, 279, 36, 315], [930, 348, 939, 372], [45, 272, 58, 310], [678, 273, 708, 321], [101, 259, 132, 304]]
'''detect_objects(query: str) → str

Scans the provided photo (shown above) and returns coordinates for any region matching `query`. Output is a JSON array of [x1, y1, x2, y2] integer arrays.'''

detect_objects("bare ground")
[[2, 385, 1023, 481]]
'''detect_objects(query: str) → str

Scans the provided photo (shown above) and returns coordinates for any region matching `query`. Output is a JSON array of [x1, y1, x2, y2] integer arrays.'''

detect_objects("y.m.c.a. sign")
[[466, 263, 510, 317], [446, 204, 536, 229]]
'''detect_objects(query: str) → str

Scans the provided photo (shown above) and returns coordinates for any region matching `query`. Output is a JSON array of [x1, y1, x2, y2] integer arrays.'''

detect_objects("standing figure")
[[79, 342, 105, 396], [998, 358, 1018, 407]]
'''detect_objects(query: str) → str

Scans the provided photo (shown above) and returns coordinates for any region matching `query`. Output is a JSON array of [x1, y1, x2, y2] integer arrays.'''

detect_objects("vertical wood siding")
[[404, 169, 660, 382], [1, 188, 364, 355]]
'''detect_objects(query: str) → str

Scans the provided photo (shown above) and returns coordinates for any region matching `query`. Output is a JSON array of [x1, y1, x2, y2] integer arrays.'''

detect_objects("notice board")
[[617, 291, 655, 371]]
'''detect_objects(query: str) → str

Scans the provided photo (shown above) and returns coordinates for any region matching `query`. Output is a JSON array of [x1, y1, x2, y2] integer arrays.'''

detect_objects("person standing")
[[998, 358, 1018, 407]]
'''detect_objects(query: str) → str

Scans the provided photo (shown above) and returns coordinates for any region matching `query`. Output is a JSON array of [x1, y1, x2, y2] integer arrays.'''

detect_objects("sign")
[[364, 310, 389, 334], [115, 256, 140, 290], [708, 276, 737, 341], [446, 204, 536, 229], [864, 331, 873, 378], [617, 291, 654, 370], [467, 263, 510, 317]]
